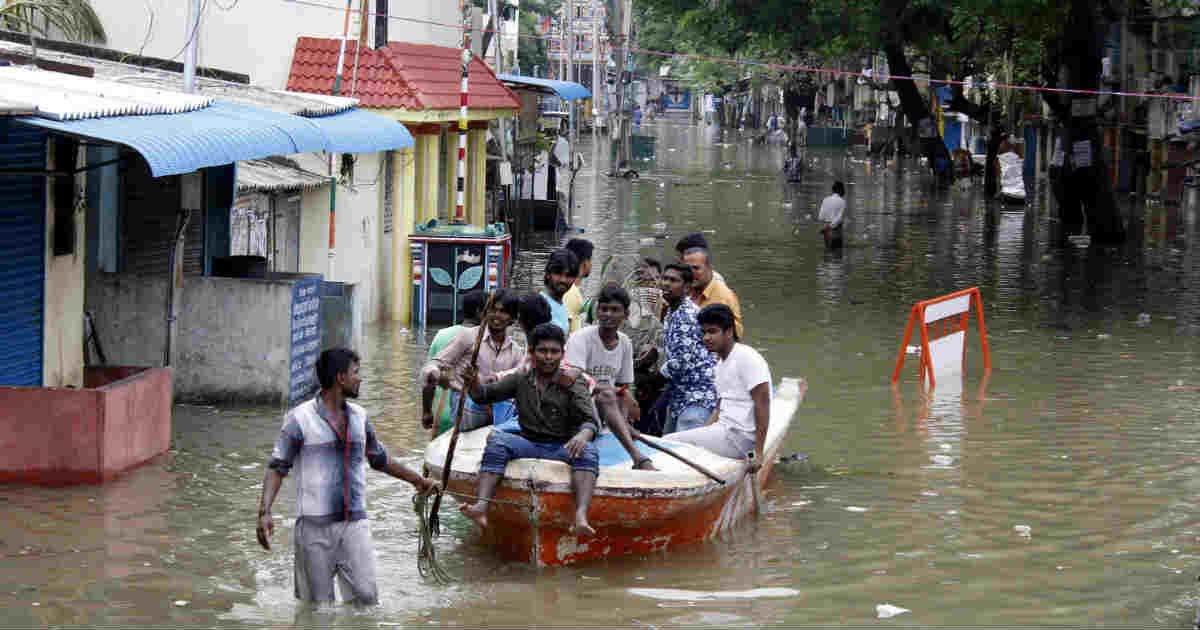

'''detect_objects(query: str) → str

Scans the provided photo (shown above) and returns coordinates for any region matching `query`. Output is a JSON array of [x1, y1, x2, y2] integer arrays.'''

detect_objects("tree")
[[0, 0, 106, 43], [516, 0, 560, 77]]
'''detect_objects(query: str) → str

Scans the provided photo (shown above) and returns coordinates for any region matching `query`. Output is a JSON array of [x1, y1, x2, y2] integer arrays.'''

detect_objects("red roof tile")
[[287, 37, 520, 111]]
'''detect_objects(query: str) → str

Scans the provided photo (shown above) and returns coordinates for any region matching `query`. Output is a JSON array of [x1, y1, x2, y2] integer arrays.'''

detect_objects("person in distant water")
[[565, 284, 657, 470], [563, 238, 594, 333], [541, 248, 579, 334], [674, 233, 726, 286], [818, 181, 846, 249], [419, 289, 524, 435], [422, 290, 486, 437], [681, 246, 743, 340], [667, 304, 784, 463], [459, 323, 601, 536], [257, 348, 438, 604], [658, 263, 718, 434]]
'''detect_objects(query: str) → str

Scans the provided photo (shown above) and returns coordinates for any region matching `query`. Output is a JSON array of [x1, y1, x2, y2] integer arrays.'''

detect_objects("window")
[[52, 137, 78, 256]]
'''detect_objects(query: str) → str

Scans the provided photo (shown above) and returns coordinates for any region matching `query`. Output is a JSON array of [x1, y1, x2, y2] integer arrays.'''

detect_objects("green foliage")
[[0, 0, 107, 43], [517, 7, 549, 76]]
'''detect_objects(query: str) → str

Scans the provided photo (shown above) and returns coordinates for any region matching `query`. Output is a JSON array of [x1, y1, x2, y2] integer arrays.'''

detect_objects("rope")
[[412, 485, 537, 584]]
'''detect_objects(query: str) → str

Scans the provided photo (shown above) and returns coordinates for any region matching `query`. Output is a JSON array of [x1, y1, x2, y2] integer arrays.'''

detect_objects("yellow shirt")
[[692, 278, 744, 339], [563, 283, 585, 334]]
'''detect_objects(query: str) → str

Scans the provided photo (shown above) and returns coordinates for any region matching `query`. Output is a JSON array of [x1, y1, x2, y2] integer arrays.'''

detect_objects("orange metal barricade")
[[891, 287, 991, 389]]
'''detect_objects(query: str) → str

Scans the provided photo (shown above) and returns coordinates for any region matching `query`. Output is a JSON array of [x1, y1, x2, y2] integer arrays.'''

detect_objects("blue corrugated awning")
[[15, 100, 329, 177], [305, 108, 414, 153], [496, 74, 590, 101]]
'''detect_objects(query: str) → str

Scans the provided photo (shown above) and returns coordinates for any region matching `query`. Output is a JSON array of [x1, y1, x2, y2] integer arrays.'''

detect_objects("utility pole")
[[567, 0, 577, 147], [592, 0, 600, 134], [183, 0, 201, 93]]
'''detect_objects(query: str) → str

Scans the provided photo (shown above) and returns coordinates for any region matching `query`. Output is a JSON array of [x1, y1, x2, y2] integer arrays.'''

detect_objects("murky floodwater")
[[6, 118, 1200, 626]]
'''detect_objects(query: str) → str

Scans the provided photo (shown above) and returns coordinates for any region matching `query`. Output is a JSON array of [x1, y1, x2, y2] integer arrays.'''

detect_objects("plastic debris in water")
[[876, 604, 909, 618], [1097, 333, 1112, 340], [905, 345, 921, 355], [639, 238, 656, 246], [1014, 525, 1032, 537], [651, 222, 667, 231], [1137, 313, 1151, 326], [174, 600, 189, 607], [845, 506, 868, 513]]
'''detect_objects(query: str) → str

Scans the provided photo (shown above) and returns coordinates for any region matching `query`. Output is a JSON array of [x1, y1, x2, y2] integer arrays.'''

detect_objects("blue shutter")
[[0, 124, 46, 387]]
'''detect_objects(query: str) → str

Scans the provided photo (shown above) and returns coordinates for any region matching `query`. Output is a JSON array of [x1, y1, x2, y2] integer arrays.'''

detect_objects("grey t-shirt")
[[565, 325, 634, 387]]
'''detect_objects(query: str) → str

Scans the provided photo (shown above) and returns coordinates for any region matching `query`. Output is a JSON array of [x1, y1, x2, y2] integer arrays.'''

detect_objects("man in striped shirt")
[[257, 348, 437, 604]]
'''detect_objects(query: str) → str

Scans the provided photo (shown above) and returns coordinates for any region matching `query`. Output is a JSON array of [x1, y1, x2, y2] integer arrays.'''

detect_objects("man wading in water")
[[459, 323, 601, 536], [257, 348, 437, 604]]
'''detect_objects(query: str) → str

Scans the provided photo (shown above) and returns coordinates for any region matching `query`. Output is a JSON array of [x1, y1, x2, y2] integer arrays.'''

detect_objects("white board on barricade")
[[892, 288, 991, 389]]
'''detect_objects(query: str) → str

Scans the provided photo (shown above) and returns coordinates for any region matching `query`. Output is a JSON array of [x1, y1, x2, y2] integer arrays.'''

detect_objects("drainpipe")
[[328, 176, 336, 279], [164, 208, 191, 367], [183, 0, 201, 93]]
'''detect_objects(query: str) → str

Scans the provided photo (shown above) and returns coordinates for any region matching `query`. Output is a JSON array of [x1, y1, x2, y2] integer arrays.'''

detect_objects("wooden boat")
[[423, 377, 805, 566]]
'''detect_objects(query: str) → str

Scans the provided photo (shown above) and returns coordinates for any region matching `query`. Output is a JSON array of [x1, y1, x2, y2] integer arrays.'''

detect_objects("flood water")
[[6, 118, 1200, 626]]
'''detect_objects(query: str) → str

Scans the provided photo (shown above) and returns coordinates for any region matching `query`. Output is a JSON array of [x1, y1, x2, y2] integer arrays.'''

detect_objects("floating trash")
[[1097, 333, 1112, 340], [1014, 525, 1032, 537], [639, 238, 655, 246], [651, 222, 667, 231], [905, 345, 921, 355], [845, 506, 869, 513], [931, 455, 954, 466], [174, 600, 189, 607], [876, 603, 909, 618], [1137, 313, 1152, 326]]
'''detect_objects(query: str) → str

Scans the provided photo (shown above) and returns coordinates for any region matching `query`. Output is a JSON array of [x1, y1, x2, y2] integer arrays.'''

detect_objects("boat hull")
[[425, 377, 803, 566]]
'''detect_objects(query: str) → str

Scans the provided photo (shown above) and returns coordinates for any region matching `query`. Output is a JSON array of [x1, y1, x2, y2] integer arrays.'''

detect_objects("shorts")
[[294, 518, 378, 604], [480, 430, 600, 475]]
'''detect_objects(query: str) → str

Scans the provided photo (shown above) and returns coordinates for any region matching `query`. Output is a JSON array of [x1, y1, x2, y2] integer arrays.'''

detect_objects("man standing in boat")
[[563, 238, 594, 334], [419, 289, 524, 434], [669, 304, 771, 463], [682, 246, 744, 340], [541, 249, 579, 334], [565, 284, 657, 470], [659, 263, 718, 434], [460, 323, 602, 536], [256, 348, 438, 604], [421, 290, 486, 437]]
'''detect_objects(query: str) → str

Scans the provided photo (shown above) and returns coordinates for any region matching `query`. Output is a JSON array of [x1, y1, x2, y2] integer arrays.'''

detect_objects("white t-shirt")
[[565, 325, 634, 387], [818, 193, 845, 228], [715, 343, 772, 433]]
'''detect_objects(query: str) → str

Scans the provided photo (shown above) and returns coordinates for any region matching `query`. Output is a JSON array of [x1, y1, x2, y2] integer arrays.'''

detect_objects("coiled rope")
[[413, 486, 538, 583]]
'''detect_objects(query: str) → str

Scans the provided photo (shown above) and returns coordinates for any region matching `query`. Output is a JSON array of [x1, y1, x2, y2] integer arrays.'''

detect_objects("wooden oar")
[[634, 435, 726, 485], [746, 451, 762, 516], [428, 292, 495, 537]]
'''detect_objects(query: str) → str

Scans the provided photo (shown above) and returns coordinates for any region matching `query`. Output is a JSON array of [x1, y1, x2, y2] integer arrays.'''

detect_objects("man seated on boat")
[[667, 304, 770, 464], [419, 289, 524, 434], [565, 284, 657, 471], [674, 233, 726, 286], [659, 263, 718, 434], [541, 249, 579, 334], [682, 246, 744, 340], [459, 323, 602, 536], [422, 290, 486, 437]]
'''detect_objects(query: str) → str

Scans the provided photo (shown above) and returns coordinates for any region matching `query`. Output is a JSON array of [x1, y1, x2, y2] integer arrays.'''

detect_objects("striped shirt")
[[268, 394, 390, 524]]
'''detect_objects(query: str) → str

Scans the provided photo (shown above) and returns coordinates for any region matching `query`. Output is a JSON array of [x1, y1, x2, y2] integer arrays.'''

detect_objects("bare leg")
[[460, 471, 502, 530], [596, 387, 657, 470], [570, 470, 598, 536]]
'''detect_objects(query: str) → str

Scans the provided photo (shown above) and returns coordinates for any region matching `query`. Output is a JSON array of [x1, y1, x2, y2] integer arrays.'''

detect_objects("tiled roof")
[[287, 38, 520, 111]]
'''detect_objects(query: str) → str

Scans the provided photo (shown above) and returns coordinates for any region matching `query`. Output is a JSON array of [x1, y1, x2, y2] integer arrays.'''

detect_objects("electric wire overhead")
[[281, 0, 1200, 103]]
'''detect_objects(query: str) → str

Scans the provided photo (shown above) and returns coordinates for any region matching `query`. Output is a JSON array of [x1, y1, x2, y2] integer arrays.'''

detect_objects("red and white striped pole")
[[454, 1, 471, 224]]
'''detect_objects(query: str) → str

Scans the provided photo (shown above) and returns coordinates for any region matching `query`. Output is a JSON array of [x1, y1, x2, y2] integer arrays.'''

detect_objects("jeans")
[[480, 430, 599, 475], [443, 391, 517, 434], [664, 405, 712, 435]]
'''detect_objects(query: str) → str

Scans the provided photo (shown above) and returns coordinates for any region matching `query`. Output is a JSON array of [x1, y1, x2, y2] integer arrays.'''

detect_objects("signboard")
[[663, 87, 691, 111], [289, 276, 322, 403]]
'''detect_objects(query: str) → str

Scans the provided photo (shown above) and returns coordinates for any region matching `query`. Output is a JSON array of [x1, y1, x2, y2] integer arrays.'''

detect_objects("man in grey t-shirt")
[[564, 285, 656, 470]]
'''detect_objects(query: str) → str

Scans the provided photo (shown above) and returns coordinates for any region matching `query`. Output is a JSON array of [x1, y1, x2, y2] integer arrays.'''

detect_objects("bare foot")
[[570, 514, 596, 537], [633, 457, 658, 471], [459, 502, 489, 530]]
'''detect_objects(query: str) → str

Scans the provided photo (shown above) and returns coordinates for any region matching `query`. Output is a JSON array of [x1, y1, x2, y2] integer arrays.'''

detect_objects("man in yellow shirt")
[[675, 233, 725, 285], [682, 246, 743, 339], [563, 238, 594, 333]]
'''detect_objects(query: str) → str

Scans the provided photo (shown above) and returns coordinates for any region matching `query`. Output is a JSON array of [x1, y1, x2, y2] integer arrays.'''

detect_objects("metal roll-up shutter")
[[0, 125, 46, 387], [122, 158, 205, 276]]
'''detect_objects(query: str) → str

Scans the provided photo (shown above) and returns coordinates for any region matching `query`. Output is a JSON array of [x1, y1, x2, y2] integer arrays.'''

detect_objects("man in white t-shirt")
[[565, 285, 656, 470], [818, 181, 846, 249], [665, 303, 771, 463]]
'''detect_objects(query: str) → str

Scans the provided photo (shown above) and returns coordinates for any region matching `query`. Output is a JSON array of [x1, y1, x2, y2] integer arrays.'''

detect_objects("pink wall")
[[0, 367, 172, 486]]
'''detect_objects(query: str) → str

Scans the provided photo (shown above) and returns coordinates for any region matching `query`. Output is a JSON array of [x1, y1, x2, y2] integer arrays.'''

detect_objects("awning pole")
[[183, 0, 201, 93], [333, 0, 354, 95], [454, 0, 471, 224]]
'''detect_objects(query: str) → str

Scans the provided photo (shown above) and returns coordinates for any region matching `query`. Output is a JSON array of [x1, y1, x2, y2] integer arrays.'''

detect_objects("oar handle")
[[429, 291, 497, 532], [635, 435, 726, 485]]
